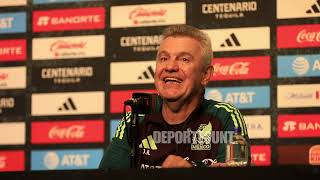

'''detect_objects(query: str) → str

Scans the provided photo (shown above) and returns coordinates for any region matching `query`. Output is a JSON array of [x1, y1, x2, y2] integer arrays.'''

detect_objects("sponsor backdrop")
[[0, 0, 319, 172]]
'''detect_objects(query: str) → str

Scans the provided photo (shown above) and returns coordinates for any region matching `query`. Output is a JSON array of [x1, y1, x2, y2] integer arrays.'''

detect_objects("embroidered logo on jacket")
[[191, 122, 212, 150]]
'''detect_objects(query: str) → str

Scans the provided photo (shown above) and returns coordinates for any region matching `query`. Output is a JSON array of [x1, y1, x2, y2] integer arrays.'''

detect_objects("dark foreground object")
[[0, 166, 319, 180]]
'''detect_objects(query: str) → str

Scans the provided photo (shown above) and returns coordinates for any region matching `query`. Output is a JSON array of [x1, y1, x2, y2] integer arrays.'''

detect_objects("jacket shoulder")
[[203, 99, 248, 136]]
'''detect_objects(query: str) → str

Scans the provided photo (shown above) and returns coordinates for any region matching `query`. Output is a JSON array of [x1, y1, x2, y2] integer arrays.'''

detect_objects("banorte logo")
[[278, 115, 320, 138], [49, 125, 85, 139], [33, 7, 105, 32], [282, 121, 297, 132], [50, 40, 86, 57], [283, 120, 320, 133], [37, 16, 50, 26], [309, 145, 320, 165], [36, 15, 100, 27], [129, 7, 167, 25]]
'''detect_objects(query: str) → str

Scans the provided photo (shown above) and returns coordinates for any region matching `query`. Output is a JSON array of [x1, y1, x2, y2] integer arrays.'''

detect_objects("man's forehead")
[[158, 36, 201, 50], [157, 50, 193, 57], [161, 35, 199, 43]]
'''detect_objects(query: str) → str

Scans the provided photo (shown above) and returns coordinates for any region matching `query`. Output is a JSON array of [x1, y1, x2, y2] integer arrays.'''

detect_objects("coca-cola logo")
[[297, 29, 320, 43], [213, 62, 250, 76], [129, 7, 167, 24], [0, 73, 8, 80], [48, 125, 85, 139], [50, 40, 87, 57]]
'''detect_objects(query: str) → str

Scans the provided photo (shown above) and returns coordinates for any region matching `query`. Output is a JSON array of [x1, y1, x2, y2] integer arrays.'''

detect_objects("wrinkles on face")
[[154, 36, 205, 103]]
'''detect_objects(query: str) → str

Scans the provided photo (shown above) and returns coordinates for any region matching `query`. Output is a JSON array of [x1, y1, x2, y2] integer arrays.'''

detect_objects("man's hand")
[[162, 155, 193, 168]]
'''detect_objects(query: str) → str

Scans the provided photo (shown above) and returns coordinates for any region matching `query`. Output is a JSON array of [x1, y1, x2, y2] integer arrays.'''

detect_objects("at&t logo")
[[206, 90, 223, 102], [43, 151, 90, 170], [292, 57, 309, 75], [44, 152, 59, 170]]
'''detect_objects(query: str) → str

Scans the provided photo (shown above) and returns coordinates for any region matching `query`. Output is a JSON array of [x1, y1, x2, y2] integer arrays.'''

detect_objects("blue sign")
[[31, 149, 103, 170], [0, 12, 26, 34], [33, 0, 102, 4], [110, 119, 120, 141], [205, 86, 270, 109], [278, 55, 320, 77]]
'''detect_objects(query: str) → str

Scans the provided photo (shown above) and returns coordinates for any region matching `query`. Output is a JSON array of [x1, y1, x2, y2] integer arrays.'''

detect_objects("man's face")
[[154, 36, 210, 102]]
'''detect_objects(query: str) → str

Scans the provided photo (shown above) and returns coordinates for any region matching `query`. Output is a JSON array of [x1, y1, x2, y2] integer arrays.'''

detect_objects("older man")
[[99, 24, 249, 169]]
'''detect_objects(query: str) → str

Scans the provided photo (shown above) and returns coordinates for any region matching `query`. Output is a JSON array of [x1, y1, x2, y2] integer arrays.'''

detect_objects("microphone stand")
[[129, 104, 139, 168], [124, 93, 157, 168]]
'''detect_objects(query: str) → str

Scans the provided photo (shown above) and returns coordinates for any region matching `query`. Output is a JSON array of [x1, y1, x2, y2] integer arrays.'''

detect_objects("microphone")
[[124, 92, 158, 114], [124, 92, 158, 168], [124, 97, 147, 106]]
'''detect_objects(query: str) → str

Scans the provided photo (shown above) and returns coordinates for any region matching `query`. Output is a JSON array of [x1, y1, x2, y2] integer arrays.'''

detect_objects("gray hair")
[[161, 24, 213, 67]]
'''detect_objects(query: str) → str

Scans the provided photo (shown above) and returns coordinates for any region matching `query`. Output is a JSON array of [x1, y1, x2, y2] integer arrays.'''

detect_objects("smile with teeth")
[[164, 77, 182, 83]]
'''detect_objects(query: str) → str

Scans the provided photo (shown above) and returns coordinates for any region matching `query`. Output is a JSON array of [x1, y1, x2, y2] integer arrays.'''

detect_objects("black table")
[[0, 166, 319, 180]]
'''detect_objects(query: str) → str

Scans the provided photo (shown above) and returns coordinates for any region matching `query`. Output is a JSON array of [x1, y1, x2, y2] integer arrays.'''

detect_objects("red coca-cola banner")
[[211, 56, 270, 81], [278, 114, 320, 138], [33, 7, 105, 32], [277, 24, 320, 48], [31, 120, 104, 144], [251, 145, 271, 166], [110, 90, 157, 113], [0, 150, 24, 172], [0, 39, 26, 62]]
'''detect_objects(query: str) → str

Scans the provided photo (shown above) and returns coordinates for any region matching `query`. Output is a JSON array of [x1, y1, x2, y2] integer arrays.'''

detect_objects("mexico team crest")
[[191, 122, 212, 150]]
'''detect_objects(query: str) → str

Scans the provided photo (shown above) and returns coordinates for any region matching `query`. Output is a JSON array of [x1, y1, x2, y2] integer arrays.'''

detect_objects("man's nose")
[[165, 58, 179, 72]]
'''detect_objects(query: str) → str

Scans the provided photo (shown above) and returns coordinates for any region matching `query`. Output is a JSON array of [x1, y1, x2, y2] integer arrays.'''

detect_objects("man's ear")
[[201, 65, 213, 87]]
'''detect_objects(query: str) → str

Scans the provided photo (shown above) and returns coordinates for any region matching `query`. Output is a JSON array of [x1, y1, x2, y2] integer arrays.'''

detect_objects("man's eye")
[[160, 57, 167, 61], [182, 57, 189, 62]]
